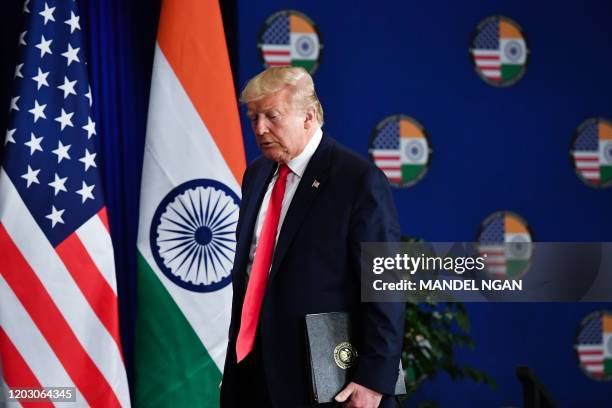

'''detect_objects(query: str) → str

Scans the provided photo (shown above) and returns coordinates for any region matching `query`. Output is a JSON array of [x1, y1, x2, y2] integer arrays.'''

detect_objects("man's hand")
[[334, 381, 382, 408]]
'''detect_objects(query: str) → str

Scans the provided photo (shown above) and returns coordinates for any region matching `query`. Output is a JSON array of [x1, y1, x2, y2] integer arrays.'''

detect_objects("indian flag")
[[599, 121, 612, 185], [504, 213, 531, 278], [399, 119, 428, 184], [135, 0, 246, 406], [603, 314, 612, 374], [499, 20, 527, 83], [290, 14, 320, 72]]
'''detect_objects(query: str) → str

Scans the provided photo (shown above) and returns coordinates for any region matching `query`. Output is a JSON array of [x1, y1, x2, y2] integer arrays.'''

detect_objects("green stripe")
[[291, 59, 316, 71], [401, 164, 425, 183], [506, 260, 529, 278], [135, 252, 222, 407], [501, 64, 523, 82], [604, 358, 612, 375], [601, 166, 612, 184]]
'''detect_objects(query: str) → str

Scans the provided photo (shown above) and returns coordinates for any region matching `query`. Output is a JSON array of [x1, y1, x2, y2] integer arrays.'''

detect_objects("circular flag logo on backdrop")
[[257, 10, 323, 73], [150, 179, 240, 292], [574, 310, 612, 381], [368, 115, 432, 187], [570, 117, 612, 188], [476, 211, 533, 279], [469, 16, 530, 87]]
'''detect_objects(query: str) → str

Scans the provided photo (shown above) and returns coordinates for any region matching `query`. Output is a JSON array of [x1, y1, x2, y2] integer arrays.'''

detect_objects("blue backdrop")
[[1, 0, 610, 406]]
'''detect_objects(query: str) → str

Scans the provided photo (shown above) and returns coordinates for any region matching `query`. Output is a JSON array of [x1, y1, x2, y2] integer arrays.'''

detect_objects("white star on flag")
[[21, 165, 40, 187], [10, 96, 20, 112], [19, 31, 27, 46], [61, 44, 80, 66], [28, 100, 47, 122], [76, 181, 95, 203], [35, 34, 52, 58], [5, 128, 17, 145], [32, 68, 50, 90], [79, 149, 97, 171], [51, 140, 71, 163], [57, 76, 77, 98], [24, 132, 44, 155], [48, 173, 68, 196], [45, 205, 65, 228], [64, 11, 81, 33], [82, 117, 96, 139], [38, 2, 56, 25], [14, 63, 24, 79], [55, 108, 74, 130], [23, 0, 30, 13]]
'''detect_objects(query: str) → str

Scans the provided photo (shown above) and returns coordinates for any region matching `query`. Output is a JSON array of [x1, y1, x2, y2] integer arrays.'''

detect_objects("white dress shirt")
[[246, 127, 323, 275]]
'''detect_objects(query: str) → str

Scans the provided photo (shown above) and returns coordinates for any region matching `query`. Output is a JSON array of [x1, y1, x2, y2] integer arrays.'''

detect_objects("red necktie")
[[236, 164, 291, 362]]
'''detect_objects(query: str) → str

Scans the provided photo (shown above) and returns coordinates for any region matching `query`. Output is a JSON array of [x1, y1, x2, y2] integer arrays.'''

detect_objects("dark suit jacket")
[[221, 135, 405, 407]]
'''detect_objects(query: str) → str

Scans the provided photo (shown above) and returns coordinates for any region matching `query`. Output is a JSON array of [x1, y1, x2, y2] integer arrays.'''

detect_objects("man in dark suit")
[[220, 67, 405, 408]]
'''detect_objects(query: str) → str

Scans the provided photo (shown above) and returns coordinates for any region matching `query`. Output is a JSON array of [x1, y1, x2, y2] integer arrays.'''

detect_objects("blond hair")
[[240, 67, 324, 125]]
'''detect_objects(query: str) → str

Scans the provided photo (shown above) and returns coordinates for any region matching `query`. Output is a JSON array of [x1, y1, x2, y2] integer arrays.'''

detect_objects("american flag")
[[478, 214, 506, 277], [260, 13, 291, 67], [369, 120, 401, 183], [0, 1, 130, 406], [576, 312, 606, 378], [572, 121, 601, 184], [471, 19, 501, 83]]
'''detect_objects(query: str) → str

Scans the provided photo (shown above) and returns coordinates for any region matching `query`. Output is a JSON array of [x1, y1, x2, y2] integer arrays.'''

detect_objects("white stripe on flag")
[[580, 171, 600, 179], [374, 159, 401, 167], [578, 345, 603, 352], [370, 150, 401, 158], [76, 214, 118, 294], [261, 44, 291, 52], [585, 364, 604, 373], [576, 162, 600, 170], [262, 54, 291, 63], [580, 354, 604, 362], [472, 50, 500, 57], [0, 274, 87, 404], [475, 60, 501, 68], [573, 151, 599, 159], [0, 170, 130, 407], [481, 69, 501, 77], [383, 170, 401, 178]]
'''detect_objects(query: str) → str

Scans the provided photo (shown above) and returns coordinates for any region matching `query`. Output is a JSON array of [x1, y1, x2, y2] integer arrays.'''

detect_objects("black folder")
[[305, 312, 406, 403]]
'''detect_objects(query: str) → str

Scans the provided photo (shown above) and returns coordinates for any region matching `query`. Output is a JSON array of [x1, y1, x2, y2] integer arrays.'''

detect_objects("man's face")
[[246, 87, 313, 163]]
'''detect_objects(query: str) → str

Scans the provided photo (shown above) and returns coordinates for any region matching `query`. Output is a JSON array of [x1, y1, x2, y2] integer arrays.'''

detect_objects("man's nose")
[[253, 118, 267, 136]]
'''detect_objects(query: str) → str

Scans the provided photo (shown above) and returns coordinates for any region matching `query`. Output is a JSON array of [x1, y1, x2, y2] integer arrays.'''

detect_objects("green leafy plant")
[[398, 237, 495, 401]]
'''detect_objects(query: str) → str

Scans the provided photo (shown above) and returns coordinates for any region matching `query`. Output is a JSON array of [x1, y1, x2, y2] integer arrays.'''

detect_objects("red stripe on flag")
[[266, 62, 291, 67], [0, 224, 121, 407], [579, 350, 603, 355], [97, 207, 110, 234], [0, 327, 53, 408], [378, 167, 401, 171], [576, 157, 599, 162], [263, 50, 291, 56], [56, 233, 122, 352], [475, 55, 499, 60]]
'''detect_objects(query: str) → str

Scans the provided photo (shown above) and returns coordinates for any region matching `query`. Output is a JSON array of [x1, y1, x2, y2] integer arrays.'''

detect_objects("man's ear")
[[304, 107, 316, 129]]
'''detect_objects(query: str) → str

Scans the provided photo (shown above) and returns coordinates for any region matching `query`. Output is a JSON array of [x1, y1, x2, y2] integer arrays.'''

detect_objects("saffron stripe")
[[0, 224, 121, 408]]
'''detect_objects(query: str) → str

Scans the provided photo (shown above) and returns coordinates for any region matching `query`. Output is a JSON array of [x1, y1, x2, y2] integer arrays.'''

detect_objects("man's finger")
[[334, 383, 355, 402]]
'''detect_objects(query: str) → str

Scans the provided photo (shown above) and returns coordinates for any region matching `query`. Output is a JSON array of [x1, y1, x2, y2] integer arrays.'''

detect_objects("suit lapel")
[[269, 136, 334, 281], [233, 160, 275, 285]]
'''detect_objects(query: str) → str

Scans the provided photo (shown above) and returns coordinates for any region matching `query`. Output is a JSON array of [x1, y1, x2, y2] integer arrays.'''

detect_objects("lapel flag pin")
[[312, 180, 320, 188]]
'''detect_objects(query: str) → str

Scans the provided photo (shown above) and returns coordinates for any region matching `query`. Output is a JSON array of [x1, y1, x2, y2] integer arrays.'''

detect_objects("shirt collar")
[[285, 127, 322, 178]]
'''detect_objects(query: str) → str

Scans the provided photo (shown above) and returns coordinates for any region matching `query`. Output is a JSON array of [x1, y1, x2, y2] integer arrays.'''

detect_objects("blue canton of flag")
[[3, 0, 101, 247], [574, 121, 599, 151], [479, 215, 504, 244], [263, 14, 290, 44], [578, 313, 603, 344], [372, 120, 399, 150], [474, 19, 499, 49]]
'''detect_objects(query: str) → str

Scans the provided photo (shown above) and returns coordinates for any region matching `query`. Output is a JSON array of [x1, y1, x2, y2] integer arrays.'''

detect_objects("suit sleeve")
[[348, 166, 406, 395]]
